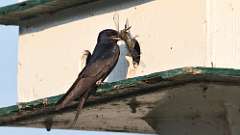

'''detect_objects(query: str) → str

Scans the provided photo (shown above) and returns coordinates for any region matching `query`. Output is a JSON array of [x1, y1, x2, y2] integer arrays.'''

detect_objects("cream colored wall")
[[207, 0, 240, 68], [18, 0, 207, 102]]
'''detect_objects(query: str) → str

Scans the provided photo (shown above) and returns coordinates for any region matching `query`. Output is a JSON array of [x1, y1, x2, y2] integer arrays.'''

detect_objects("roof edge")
[[0, 0, 100, 25], [1, 66, 240, 118]]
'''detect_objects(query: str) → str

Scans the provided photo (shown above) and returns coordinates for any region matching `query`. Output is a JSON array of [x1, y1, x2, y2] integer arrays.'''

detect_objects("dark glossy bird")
[[55, 29, 121, 127]]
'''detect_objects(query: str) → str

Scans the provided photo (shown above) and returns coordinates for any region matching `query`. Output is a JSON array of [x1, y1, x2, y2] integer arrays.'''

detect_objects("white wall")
[[18, 0, 232, 102], [207, 0, 240, 68]]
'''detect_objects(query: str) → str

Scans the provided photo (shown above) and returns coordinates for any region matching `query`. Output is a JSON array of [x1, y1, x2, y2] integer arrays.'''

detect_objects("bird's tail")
[[69, 91, 89, 128], [55, 77, 83, 111]]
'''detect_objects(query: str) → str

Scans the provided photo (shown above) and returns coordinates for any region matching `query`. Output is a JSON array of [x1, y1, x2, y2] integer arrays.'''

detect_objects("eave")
[[0, 0, 102, 25], [1, 67, 240, 134]]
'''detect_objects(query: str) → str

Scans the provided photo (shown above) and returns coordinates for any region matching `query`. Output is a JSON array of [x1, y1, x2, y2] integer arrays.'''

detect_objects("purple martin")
[[55, 29, 121, 127]]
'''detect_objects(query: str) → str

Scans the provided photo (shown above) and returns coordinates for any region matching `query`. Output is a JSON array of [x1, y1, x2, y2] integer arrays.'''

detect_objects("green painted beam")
[[0, 0, 50, 15], [0, 0, 101, 25], [0, 67, 240, 121]]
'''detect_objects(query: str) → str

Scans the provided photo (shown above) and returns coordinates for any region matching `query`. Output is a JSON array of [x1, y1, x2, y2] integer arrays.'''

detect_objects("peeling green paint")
[[0, 0, 100, 25], [0, 67, 240, 118], [0, 0, 50, 15], [0, 105, 18, 117]]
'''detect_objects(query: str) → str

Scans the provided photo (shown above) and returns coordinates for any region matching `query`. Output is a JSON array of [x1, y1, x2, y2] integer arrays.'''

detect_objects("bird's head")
[[97, 28, 141, 66], [97, 29, 121, 43]]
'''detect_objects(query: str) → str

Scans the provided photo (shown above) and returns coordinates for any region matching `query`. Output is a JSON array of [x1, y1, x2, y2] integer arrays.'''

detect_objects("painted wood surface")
[[0, 67, 240, 134]]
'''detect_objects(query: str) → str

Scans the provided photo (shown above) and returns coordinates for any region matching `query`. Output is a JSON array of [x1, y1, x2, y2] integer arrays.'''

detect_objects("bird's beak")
[[111, 37, 121, 40]]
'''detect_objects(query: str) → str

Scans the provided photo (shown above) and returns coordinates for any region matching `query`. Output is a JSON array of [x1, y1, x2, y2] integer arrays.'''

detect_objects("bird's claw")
[[42, 98, 48, 107], [17, 103, 24, 111], [96, 80, 104, 86]]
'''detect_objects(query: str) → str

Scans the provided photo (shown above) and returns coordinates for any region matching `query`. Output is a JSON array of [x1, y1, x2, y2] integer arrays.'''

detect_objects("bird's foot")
[[96, 80, 105, 86], [17, 102, 25, 111], [42, 98, 48, 107]]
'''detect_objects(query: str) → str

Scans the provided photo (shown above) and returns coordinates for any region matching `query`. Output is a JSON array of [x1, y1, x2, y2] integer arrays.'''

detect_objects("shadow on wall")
[[20, 0, 153, 34]]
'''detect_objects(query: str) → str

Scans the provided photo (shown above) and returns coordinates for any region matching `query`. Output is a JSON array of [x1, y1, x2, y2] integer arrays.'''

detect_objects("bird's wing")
[[56, 43, 120, 110], [80, 44, 120, 79]]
